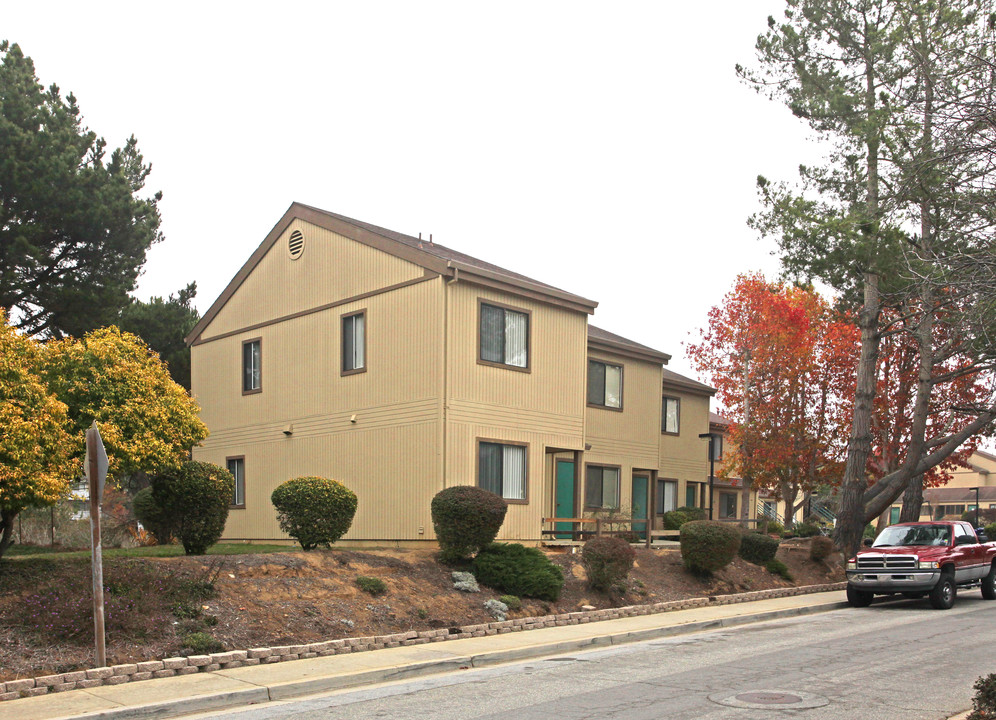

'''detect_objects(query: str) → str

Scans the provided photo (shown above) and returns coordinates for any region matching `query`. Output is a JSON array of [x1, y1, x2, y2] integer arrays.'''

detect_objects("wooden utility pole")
[[86, 422, 108, 668]]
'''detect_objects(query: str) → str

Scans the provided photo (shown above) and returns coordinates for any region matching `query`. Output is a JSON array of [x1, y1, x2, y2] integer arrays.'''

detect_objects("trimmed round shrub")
[[765, 520, 785, 535], [793, 521, 822, 538], [676, 506, 706, 521], [662, 510, 693, 530], [431, 486, 508, 562], [150, 461, 233, 555], [679, 521, 742, 575], [581, 536, 636, 592], [271, 476, 357, 550], [739, 530, 780, 565], [473, 543, 564, 601], [984, 523, 996, 540], [809, 535, 835, 561], [132, 486, 175, 544]]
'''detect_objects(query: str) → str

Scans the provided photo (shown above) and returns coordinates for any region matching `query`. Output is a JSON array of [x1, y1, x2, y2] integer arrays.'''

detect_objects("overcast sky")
[[4, 1, 828, 381]]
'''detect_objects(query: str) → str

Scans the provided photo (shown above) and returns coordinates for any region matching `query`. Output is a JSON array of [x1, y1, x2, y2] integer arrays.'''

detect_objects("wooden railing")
[[541, 518, 681, 546]]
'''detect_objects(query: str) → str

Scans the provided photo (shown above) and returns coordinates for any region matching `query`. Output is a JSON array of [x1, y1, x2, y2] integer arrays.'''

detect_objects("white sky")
[[4, 1, 827, 380]]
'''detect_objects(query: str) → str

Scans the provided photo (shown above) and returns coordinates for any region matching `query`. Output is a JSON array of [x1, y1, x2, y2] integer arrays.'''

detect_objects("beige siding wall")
[[192, 261, 445, 541], [584, 350, 662, 518], [657, 389, 712, 524], [443, 282, 587, 541], [200, 220, 426, 340]]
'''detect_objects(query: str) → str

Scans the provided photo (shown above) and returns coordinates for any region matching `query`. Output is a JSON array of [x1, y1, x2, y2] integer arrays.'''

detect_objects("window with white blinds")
[[478, 441, 527, 501], [242, 339, 261, 393], [480, 303, 529, 368], [656, 479, 678, 514], [588, 360, 622, 408], [342, 312, 366, 373], [585, 466, 620, 509]]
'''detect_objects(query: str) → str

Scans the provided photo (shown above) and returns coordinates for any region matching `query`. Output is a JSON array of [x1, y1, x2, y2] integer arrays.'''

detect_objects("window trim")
[[476, 437, 529, 504], [241, 337, 262, 395], [661, 395, 680, 435], [656, 478, 679, 515], [719, 491, 737, 519], [477, 298, 532, 373], [341, 309, 368, 377], [226, 455, 246, 509], [587, 358, 625, 412], [584, 463, 622, 510]]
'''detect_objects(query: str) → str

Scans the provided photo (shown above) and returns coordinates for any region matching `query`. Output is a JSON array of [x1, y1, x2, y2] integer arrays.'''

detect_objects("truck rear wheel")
[[982, 564, 996, 600], [929, 574, 956, 609], [847, 585, 873, 608]]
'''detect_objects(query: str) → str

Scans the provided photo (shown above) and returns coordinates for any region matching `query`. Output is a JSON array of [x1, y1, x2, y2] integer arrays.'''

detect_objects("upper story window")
[[342, 311, 366, 375], [478, 440, 527, 501], [242, 338, 261, 394], [479, 301, 529, 370], [588, 360, 622, 409], [662, 396, 680, 434]]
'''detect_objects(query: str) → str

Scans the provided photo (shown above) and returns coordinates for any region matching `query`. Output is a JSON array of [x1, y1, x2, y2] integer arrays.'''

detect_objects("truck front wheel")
[[929, 574, 956, 609], [847, 586, 874, 608], [982, 564, 996, 600]]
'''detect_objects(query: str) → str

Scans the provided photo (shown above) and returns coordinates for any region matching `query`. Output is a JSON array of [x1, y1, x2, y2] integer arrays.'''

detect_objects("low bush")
[[132, 487, 175, 545], [499, 594, 522, 611], [864, 523, 877, 538], [679, 521, 741, 575], [738, 530, 779, 565], [473, 543, 564, 601], [271, 476, 358, 550], [581, 536, 636, 591], [985, 523, 996, 540], [662, 506, 707, 530], [766, 558, 794, 581], [150, 461, 233, 555], [181, 632, 224, 654], [765, 520, 785, 535], [793, 521, 822, 538], [431, 486, 508, 562], [355, 576, 387, 596], [676, 506, 706, 521], [963, 509, 996, 526], [968, 673, 996, 720], [809, 535, 835, 561]]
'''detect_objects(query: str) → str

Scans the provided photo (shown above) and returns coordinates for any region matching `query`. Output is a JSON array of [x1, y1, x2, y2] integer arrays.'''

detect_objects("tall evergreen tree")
[[741, 1, 996, 554], [118, 283, 200, 390], [0, 41, 163, 338]]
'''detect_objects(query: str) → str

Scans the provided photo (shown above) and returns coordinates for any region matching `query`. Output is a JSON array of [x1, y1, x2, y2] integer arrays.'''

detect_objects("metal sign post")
[[86, 422, 109, 668]]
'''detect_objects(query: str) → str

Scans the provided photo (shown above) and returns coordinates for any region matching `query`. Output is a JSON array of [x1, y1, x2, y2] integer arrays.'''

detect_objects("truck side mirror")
[[862, 538, 873, 547]]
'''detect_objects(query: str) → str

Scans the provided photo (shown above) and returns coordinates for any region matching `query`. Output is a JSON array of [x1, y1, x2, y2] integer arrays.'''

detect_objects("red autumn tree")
[[687, 274, 858, 528]]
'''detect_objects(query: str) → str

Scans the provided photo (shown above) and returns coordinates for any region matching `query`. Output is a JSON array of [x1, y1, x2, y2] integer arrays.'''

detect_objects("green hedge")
[[150, 461, 233, 555], [431, 486, 507, 562], [581, 536, 636, 591], [271, 476, 357, 550], [679, 521, 741, 575], [132, 486, 175, 544], [473, 543, 564, 601], [738, 530, 779, 565]]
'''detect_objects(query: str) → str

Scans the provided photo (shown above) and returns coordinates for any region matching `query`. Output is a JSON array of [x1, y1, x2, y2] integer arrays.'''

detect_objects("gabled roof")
[[661, 367, 716, 397], [710, 411, 730, 426], [587, 325, 670, 365], [187, 203, 598, 345]]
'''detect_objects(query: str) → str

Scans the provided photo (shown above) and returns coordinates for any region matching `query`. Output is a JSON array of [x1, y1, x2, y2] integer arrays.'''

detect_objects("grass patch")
[[355, 576, 387, 596]]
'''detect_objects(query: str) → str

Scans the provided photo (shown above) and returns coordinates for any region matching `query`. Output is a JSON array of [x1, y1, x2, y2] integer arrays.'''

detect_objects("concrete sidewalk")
[[0, 590, 866, 720]]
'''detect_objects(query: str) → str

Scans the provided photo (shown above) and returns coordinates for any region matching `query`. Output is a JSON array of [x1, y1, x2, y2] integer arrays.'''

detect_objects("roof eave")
[[587, 337, 670, 365]]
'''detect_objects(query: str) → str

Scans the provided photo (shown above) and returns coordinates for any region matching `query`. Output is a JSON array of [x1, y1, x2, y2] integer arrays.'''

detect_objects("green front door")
[[555, 461, 575, 538], [889, 506, 900, 525], [632, 475, 649, 541]]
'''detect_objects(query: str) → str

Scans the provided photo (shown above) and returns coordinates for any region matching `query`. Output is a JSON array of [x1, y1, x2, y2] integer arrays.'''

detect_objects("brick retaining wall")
[[0, 582, 846, 702]]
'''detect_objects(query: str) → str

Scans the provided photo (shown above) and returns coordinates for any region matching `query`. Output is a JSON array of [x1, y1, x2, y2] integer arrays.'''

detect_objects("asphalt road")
[[189, 594, 996, 720]]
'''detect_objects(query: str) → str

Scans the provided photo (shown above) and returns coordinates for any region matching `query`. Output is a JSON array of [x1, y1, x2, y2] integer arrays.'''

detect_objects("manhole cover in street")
[[709, 690, 829, 710], [735, 692, 802, 704]]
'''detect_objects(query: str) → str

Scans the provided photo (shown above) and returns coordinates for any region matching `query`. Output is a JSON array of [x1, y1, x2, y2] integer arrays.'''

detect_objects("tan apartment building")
[[187, 203, 726, 545], [885, 450, 996, 525]]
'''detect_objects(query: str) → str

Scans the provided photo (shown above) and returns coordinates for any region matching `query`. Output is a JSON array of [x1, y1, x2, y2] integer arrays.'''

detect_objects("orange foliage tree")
[[687, 274, 858, 527]]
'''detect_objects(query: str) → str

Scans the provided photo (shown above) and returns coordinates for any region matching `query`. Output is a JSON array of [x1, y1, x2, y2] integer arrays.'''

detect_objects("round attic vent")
[[287, 229, 305, 260]]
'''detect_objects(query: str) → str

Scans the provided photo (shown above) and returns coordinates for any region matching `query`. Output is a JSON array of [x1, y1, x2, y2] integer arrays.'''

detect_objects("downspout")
[[442, 265, 459, 489]]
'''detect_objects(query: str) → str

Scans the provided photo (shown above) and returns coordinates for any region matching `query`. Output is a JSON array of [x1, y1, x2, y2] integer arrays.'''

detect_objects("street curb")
[[56, 598, 851, 720]]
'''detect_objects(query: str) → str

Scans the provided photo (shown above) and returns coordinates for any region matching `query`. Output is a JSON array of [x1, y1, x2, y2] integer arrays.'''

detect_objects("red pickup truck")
[[845, 521, 996, 609]]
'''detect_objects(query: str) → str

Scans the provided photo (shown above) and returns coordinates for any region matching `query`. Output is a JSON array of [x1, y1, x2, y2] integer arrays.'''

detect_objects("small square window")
[[478, 441, 527, 501], [242, 339, 261, 394], [479, 302, 529, 369], [342, 311, 366, 375], [226, 457, 245, 507], [588, 360, 622, 409]]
